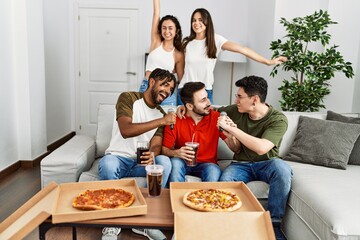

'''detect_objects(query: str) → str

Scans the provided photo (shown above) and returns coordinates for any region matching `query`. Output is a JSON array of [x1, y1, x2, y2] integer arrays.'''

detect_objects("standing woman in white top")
[[139, 0, 185, 106], [178, 8, 287, 105]]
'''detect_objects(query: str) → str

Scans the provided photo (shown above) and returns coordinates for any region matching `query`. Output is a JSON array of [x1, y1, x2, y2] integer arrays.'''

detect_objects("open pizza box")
[[170, 182, 265, 212], [0, 179, 147, 240], [175, 211, 274, 240], [170, 182, 275, 240]]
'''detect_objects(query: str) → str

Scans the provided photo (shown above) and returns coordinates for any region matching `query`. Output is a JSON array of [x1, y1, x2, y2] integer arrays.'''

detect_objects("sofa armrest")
[[40, 135, 96, 188]]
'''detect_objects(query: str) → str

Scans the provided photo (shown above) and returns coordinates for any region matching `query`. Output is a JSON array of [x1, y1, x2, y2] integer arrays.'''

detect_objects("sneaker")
[[102, 227, 121, 240], [132, 228, 166, 240]]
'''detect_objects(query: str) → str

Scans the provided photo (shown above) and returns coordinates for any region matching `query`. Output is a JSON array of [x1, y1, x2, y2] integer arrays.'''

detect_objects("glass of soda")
[[137, 141, 149, 165], [185, 142, 199, 166], [145, 164, 163, 197]]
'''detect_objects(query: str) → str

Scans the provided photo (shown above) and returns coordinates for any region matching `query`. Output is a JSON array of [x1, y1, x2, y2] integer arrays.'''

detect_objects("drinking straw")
[[152, 152, 155, 165], [191, 133, 195, 143]]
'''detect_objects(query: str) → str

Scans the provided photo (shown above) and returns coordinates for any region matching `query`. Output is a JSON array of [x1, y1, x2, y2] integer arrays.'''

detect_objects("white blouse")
[[179, 34, 227, 90]]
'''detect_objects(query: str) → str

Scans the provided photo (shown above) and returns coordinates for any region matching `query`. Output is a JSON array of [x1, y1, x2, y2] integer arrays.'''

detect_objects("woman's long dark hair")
[[158, 15, 183, 52], [183, 8, 217, 58]]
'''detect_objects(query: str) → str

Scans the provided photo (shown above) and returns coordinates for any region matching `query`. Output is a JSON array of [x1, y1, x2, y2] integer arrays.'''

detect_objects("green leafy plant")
[[270, 10, 354, 112]]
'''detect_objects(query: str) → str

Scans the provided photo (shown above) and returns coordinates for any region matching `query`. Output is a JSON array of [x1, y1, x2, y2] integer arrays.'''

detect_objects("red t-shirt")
[[162, 110, 227, 164]]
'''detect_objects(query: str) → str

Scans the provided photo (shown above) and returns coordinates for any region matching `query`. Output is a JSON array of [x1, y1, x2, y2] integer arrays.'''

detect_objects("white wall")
[[0, 0, 18, 170], [354, 40, 360, 113], [247, 0, 278, 106], [0, 0, 47, 170], [26, 0, 48, 159], [326, 0, 360, 112], [43, 0, 73, 144]]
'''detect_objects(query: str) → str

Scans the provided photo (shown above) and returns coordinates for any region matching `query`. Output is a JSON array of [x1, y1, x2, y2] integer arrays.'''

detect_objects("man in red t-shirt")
[[161, 82, 239, 182]]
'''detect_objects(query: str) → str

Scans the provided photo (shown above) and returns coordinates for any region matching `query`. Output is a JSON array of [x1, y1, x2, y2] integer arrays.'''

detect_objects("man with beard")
[[99, 69, 176, 240], [160, 82, 239, 182], [98, 68, 176, 185]]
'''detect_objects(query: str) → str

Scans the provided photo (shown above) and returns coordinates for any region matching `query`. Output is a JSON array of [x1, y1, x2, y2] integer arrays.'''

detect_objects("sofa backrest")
[[95, 104, 359, 160], [95, 104, 116, 157]]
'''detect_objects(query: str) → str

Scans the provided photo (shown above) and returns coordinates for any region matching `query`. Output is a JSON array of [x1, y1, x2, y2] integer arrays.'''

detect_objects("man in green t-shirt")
[[217, 76, 292, 233]]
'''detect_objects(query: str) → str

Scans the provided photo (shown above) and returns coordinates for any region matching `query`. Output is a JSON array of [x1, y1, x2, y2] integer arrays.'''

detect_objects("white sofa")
[[41, 104, 360, 240]]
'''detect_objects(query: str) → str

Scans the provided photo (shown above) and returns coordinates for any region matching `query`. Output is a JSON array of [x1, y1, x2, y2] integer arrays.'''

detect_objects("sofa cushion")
[[327, 110, 360, 165], [286, 161, 360, 239], [79, 159, 147, 187], [79, 159, 270, 200], [284, 116, 360, 169], [279, 112, 327, 157], [95, 104, 116, 158]]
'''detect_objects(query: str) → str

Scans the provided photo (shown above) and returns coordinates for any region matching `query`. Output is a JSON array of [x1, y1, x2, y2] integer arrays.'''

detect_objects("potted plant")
[[270, 10, 354, 112]]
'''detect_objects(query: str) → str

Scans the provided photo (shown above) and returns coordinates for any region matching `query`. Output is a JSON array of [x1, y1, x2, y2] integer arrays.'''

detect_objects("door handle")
[[126, 72, 136, 76]]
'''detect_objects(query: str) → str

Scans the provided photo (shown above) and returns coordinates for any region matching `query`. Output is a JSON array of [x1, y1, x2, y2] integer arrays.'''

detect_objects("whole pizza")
[[72, 188, 135, 210], [183, 188, 242, 212]]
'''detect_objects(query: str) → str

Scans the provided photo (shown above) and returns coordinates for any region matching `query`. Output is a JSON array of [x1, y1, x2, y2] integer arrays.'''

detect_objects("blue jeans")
[[177, 88, 213, 106], [98, 154, 172, 188], [220, 158, 292, 220], [139, 79, 176, 106], [168, 157, 221, 182]]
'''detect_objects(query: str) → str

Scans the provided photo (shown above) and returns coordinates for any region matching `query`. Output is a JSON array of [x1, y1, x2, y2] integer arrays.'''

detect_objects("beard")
[[193, 104, 211, 116], [150, 87, 167, 105]]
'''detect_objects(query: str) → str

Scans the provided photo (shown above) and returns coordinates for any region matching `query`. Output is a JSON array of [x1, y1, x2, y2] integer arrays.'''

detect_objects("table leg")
[[39, 221, 53, 240], [72, 226, 77, 240]]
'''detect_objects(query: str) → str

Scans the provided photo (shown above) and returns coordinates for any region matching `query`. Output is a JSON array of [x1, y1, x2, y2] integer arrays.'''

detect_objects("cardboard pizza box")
[[170, 182, 275, 240], [52, 179, 147, 223], [0, 182, 57, 240], [0, 179, 147, 240], [174, 211, 275, 240], [170, 182, 264, 212]]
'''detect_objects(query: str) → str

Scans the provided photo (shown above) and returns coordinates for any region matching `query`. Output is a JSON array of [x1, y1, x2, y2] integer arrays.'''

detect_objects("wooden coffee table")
[[39, 188, 173, 240]]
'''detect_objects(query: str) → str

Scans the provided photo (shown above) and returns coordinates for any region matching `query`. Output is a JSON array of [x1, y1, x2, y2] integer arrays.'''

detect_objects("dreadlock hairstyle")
[[148, 68, 177, 94], [158, 15, 183, 52], [235, 76, 268, 103], [183, 8, 217, 58]]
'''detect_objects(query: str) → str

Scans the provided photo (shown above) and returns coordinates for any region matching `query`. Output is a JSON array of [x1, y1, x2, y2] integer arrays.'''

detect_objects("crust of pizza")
[[183, 189, 242, 212], [72, 188, 135, 210]]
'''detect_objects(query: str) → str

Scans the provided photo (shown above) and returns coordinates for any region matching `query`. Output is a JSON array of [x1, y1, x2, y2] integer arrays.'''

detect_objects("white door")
[[77, 8, 138, 136]]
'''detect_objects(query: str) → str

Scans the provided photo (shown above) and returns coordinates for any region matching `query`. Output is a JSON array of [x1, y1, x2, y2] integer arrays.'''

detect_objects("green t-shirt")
[[218, 104, 288, 162]]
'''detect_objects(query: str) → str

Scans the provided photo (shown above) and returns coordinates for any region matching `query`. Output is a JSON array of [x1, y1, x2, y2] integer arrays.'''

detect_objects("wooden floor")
[[0, 166, 41, 222], [0, 165, 173, 240]]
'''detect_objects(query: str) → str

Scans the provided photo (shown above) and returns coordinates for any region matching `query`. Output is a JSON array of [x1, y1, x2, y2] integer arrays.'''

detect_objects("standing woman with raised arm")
[[139, 0, 185, 106], [177, 8, 287, 105]]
